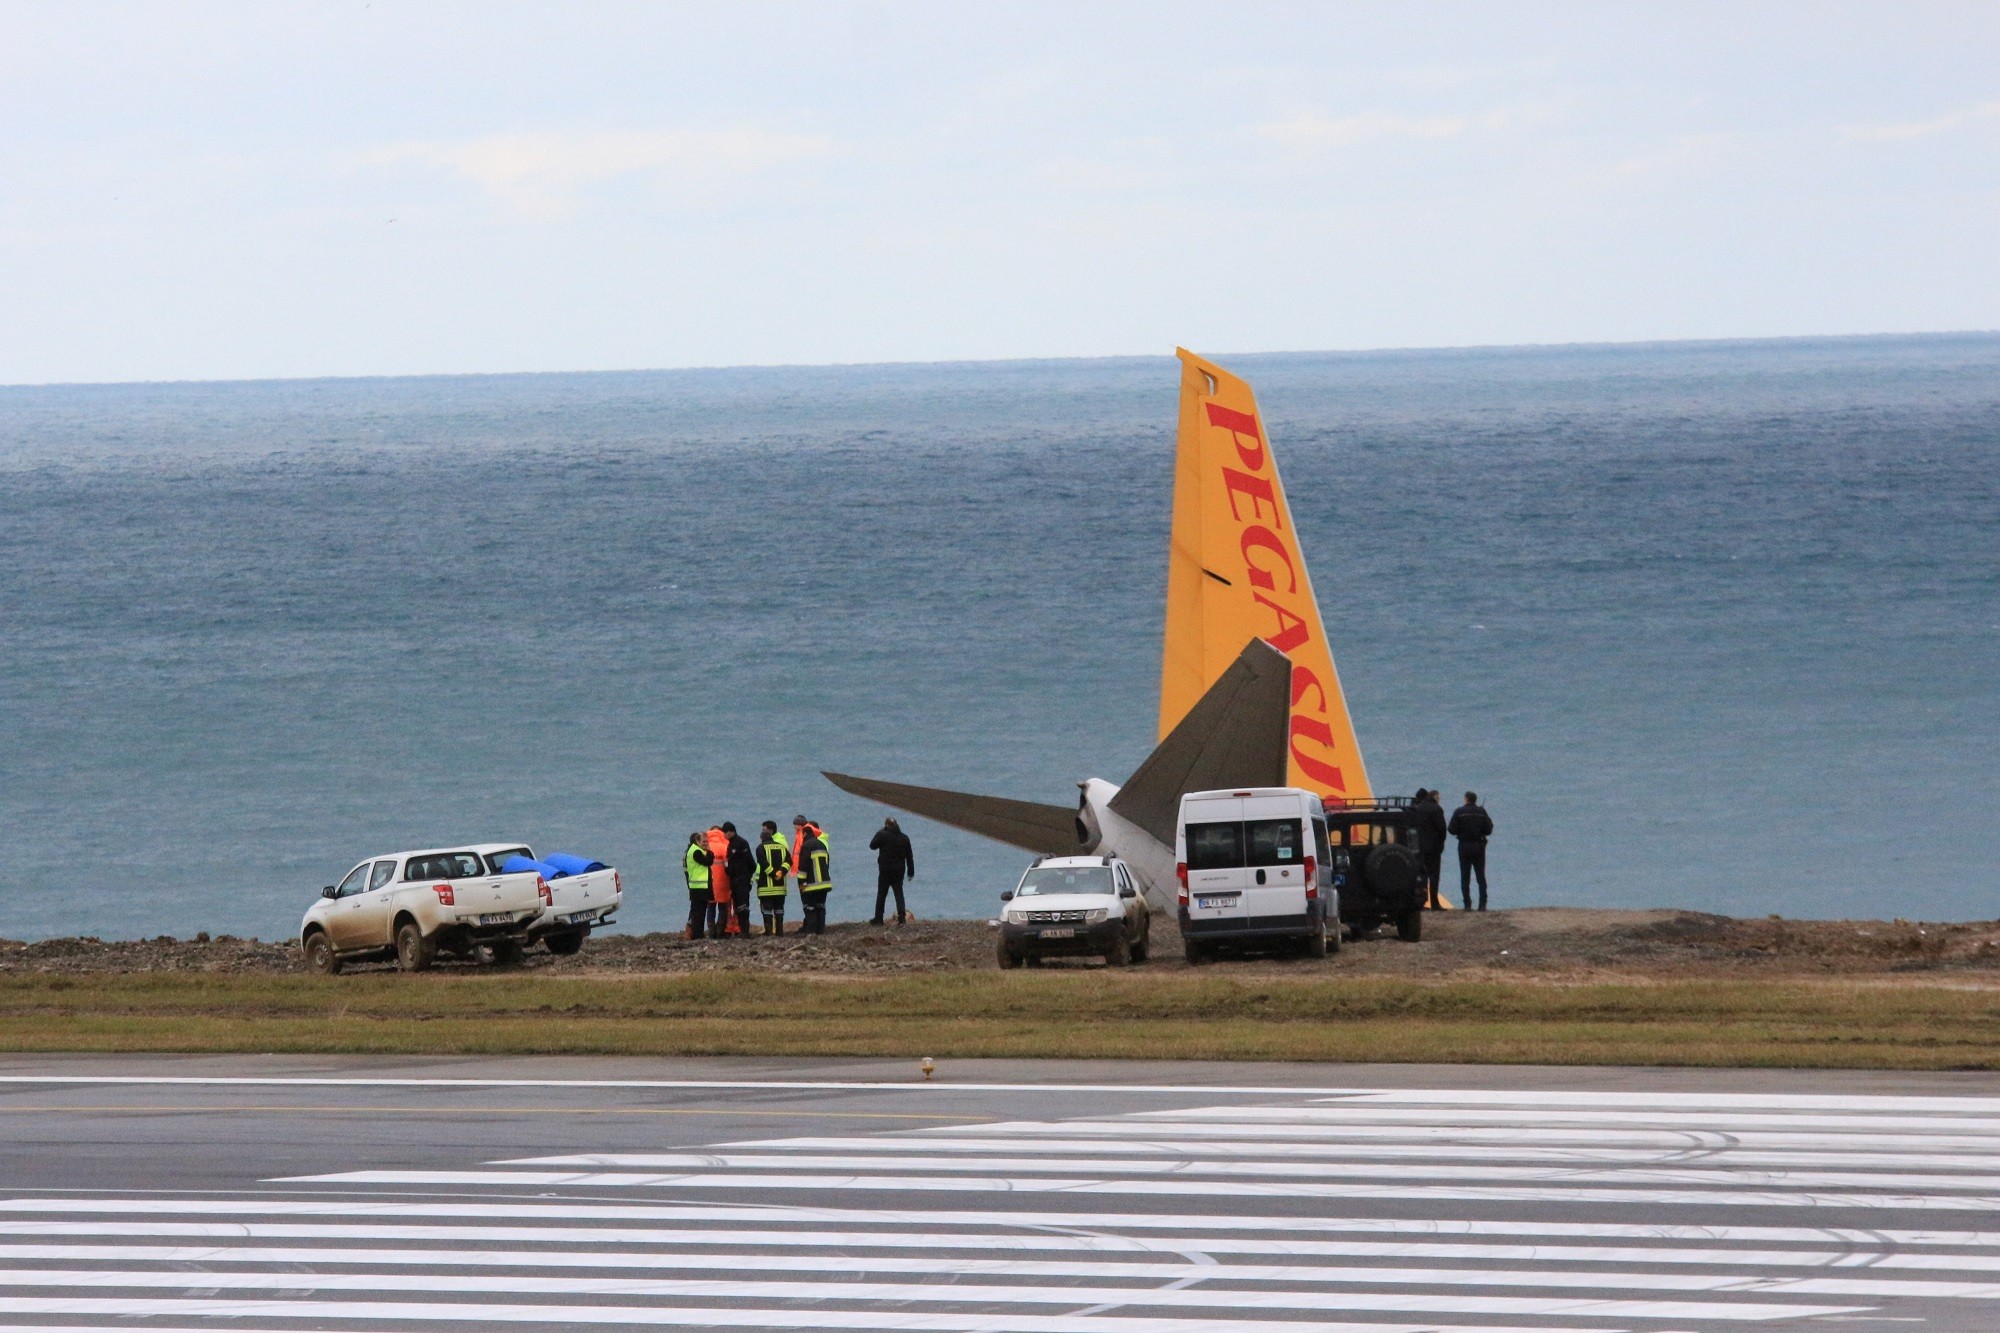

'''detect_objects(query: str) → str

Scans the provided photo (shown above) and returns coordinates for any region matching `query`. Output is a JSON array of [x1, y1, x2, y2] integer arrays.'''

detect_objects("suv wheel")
[[395, 921, 435, 972], [996, 939, 1023, 969], [1105, 934, 1131, 967], [1397, 908, 1423, 943], [1130, 922, 1150, 964], [304, 931, 340, 976]]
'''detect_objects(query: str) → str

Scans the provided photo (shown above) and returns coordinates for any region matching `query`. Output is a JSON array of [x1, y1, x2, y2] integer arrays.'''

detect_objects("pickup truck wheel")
[[996, 939, 1022, 970], [304, 932, 340, 976], [1397, 908, 1424, 943], [1105, 934, 1132, 967], [395, 921, 435, 972], [544, 930, 586, 956]]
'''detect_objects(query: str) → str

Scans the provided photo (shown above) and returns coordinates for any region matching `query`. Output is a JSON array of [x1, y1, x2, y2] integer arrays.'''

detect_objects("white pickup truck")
[[302, 847, 550, 974], [467, 843, 622, 955]]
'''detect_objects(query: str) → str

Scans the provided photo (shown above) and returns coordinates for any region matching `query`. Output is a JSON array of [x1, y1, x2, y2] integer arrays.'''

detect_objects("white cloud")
[[1256, 105, 1528, 150], [361, 128, 835, 218], [1843, 99, 2000, 143]]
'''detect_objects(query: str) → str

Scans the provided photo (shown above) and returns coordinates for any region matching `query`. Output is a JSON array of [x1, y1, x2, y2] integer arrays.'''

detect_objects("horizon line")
[[4, 326, 1996, 393]]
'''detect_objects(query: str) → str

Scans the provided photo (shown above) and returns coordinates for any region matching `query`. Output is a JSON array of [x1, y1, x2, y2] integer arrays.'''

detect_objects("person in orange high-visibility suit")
[[789, 814, 825, 879], [706, 826, 740, 936]]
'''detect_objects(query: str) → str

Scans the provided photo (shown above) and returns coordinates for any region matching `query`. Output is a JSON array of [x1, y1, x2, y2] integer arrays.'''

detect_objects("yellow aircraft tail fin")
[[1160, 349, 1373, 801]]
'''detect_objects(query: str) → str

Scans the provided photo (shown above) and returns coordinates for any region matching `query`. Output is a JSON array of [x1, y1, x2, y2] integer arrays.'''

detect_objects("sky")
[[1, 1, 1996, 384]]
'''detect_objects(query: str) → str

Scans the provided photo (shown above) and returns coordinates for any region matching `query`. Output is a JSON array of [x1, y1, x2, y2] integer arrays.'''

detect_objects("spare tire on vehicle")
[[1364, 843, 1422, 909]]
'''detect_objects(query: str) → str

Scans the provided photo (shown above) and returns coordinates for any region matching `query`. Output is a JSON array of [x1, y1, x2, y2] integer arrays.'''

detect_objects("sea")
[[3, 334, 1996, 942]]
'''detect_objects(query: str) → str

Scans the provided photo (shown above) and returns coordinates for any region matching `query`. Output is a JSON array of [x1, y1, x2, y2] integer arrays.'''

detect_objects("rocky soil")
[[7, 908, 2000, 981]]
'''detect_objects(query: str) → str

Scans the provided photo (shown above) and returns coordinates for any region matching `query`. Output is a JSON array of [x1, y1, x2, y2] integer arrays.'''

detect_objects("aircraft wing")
[[821, 771, 1083, 855], [1108, 636, 1293, 846]]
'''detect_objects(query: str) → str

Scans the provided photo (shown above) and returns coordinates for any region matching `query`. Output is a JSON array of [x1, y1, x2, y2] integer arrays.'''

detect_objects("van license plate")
[[1039, 927, 1074, 939], [1197, 896, 1236, 909], [477, 913, 513, 926]]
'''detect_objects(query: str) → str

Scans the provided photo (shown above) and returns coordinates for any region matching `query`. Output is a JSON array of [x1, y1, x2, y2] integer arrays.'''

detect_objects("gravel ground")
[[7, 908, 2000, 980]]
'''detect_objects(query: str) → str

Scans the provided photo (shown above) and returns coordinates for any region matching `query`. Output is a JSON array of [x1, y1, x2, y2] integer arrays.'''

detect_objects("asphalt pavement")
[[5, 1054, 2000, 1330]]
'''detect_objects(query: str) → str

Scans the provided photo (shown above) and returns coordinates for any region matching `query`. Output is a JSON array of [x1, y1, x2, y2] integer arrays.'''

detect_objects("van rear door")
[[1238, 794, 1310, 925], [1182, 796, 1250, 924]]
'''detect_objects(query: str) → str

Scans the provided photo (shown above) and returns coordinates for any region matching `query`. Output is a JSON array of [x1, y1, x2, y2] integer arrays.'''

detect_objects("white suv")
[[996, 855, 1151, 968]]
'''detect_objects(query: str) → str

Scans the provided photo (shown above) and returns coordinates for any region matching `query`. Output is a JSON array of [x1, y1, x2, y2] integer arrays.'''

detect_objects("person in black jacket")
[[1447, 791, 1495, 911], [721, 822, 756, 938], [867, 817, 917, 925], [1412, 789, 1448, 910]]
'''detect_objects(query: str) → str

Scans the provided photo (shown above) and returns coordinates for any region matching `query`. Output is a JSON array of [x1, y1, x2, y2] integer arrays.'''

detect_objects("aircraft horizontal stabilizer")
[[821, 770, 1084, 856], [1108, 637, 1293, 846]]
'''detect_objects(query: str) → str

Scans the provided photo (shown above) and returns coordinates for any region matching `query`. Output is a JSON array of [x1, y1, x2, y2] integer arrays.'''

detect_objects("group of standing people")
[[1408, 789, 1496, 912], [680, 815, 919, 938], [683, 816, 833, 938]]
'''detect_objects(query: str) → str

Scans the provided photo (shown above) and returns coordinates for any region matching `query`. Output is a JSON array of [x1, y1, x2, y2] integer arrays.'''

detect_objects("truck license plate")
[[1039, 927, 1074, 939], [477, 913, 512, 926], [1196, 896, 1236, 909], [559, 911, 593, 925]]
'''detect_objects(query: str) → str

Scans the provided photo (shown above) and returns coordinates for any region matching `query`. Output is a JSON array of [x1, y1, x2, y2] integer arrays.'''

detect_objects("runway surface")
[[7, 1056, 2000, 1331]]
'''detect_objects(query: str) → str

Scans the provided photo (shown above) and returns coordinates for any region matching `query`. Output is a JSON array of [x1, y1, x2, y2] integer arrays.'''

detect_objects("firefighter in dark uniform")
[[682, 833, 715, 939], [754, 820, 791, 935], [797, 824, 833, 936]]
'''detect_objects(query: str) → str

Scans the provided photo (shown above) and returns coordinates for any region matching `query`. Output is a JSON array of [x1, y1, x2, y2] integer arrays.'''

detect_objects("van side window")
[[1244, 818, 1302, 866], [1185, 822, 1244, 870]]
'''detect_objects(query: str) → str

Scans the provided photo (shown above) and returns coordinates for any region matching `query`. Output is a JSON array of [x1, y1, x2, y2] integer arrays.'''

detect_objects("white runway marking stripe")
[[265, 1168, 2000, 1209], [13, 1235, 2000, 1275], [1309, 1090, 2000, 1111], [1136, 1096, 2000, 1128], [658, 1136, 2000, 1170], [17, 1196, 2000, 1241], [0, 1271, 1864, 1320], [292, 1154, 2000, 1191], [0, 1312, 1622, 1333], [9, 1241, 2000, 1295], [0, 1072, 1991, 1110], [933, 1120, 2000, 1150]]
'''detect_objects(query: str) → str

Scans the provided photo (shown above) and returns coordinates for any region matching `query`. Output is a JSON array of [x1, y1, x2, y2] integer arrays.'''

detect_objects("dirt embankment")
[[6, 909, 2000, 981]]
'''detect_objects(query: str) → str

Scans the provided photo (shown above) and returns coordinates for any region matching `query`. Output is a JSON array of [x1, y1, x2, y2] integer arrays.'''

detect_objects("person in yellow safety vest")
[[797, 823, 833, 936], [706, 826, 739, 937], [682, 833, 714, 940], [754, 820, 791, 935]]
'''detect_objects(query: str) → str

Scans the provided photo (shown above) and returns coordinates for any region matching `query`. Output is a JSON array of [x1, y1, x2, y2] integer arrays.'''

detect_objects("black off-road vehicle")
[[1325, 797, 1426, 943]]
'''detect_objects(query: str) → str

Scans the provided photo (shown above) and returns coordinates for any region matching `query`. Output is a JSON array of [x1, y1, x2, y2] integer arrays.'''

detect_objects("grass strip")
[[7, 972, 2000, 1067]]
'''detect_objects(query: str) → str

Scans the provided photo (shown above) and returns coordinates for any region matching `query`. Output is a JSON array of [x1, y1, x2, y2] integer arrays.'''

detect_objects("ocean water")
[[2, 334, 1996, 942]]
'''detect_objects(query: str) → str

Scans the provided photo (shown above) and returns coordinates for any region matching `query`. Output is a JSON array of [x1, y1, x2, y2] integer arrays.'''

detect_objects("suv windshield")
[[485, 848, 533, 874], [1016, 865, 1114, 896]]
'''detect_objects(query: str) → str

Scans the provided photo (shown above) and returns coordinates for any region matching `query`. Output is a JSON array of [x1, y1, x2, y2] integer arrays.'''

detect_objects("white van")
[[1174, 787, 1338, 963]]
